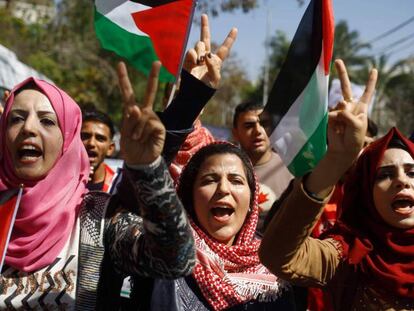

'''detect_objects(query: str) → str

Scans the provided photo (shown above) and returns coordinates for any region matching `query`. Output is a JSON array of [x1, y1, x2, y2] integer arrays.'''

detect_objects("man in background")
[[232, 102, 293, 232], [81, 108, 116, 192]]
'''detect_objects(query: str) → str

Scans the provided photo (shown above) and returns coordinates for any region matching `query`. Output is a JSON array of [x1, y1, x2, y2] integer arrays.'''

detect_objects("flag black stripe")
[[130, 0, 178, 7], [0, 188, 19, 205], [264, 0, 323, 130]]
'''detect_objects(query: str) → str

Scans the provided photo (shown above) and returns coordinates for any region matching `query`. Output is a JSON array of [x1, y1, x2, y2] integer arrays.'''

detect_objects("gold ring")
[[344, 97, 354, 102]]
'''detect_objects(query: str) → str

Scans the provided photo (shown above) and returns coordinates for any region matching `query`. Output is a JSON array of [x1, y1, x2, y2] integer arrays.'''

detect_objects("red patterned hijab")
[[328, 127, 414, 298], [169, 120, 215, 184], [177, 142, 288, 310]]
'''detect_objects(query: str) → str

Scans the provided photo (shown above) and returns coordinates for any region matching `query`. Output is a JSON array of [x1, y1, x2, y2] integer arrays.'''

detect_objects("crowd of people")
[[0, 14, 413, 311]]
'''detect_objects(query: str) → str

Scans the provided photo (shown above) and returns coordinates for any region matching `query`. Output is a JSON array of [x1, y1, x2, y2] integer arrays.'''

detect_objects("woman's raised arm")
[[259, 59, 377, 285]]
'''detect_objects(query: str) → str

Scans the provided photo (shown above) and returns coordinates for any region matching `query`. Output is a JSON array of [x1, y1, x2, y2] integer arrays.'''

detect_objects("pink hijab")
[[0, 77, 89, 272]]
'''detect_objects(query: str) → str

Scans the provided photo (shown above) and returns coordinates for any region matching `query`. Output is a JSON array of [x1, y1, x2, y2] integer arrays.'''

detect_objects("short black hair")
[[177, 143, 256, 221], [233, 101, 264, 129], [82, 108, 115, 138]]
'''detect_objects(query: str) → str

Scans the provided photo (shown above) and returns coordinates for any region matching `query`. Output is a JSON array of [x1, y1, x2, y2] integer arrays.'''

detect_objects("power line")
[[375, 32, 414, 55], [367, 15, 414, 44], [381, 38, 414, 58]]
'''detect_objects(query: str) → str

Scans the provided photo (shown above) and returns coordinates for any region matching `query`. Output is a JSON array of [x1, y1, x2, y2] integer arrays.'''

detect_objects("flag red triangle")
[[322, 0, 334, 75], [131, 0, 194, 76], [0, 188, 22, 271]]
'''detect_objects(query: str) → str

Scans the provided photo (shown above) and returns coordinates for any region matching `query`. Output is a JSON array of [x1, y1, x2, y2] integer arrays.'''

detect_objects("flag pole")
[[166, 83, 177, 107], [167, 0, 197, 107]]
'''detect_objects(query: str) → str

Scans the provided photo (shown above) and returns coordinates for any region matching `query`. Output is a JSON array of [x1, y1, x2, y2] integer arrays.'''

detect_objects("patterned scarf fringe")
[[232, 278, 290, 303], [196, 238, 289, 302]]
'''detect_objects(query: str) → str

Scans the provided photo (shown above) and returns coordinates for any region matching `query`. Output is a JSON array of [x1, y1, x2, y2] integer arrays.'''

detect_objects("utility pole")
[[263, 8, 271, 106]]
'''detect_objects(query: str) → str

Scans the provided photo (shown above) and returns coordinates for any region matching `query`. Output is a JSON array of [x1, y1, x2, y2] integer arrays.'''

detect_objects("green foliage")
[[200, 49, 253, 127], [0, 1, 163, 126], [245, 30, 291, 104], [27, 52, 64, 83], [331, 20, 372, 82], [370, 57, 414, 135], [197, 0, 258, 16], [2, 1, 412, 134], [0, 0, 304, 129], [196, 0, 305, 16]]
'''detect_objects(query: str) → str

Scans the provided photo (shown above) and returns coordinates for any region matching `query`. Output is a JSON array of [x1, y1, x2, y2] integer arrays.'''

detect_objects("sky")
[[187, 0, 414, 81]]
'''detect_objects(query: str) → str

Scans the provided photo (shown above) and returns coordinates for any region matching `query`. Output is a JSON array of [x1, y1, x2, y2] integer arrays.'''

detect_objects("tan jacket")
[[260, 179, 414, 311]]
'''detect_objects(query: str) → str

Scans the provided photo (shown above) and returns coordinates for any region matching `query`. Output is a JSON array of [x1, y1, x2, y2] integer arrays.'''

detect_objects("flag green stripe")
[[287, 112, 327, 176], [94, 9, 174, 82], [269, 58, 328, 176], [298, 66, 327, 137]]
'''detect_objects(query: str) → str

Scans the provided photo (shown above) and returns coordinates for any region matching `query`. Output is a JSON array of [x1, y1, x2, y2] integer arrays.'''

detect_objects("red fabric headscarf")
[[328, 127, 414, 298], [169, 119, 215, 184], [0, 78, 89, 272]]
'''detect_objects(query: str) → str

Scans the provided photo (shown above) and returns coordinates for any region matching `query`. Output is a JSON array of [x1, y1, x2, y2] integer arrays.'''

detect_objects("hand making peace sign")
[[183, 14, 238, 89], [117, 61, 166, 166], [327, 59, 378, 164], [303, 59, 378, 198]]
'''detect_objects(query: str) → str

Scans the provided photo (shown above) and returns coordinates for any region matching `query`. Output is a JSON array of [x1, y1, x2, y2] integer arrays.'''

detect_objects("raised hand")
[[327, 59, 378, 164], [118, 61, 166, 166], [304, 60, 378, 198], [183, 14, 237, 89]]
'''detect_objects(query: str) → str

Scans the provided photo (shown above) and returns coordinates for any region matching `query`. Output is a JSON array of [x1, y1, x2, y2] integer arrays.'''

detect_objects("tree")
[[361, 55, 414, 135], [197, 0, 258, 16], [385, 70, 414, 135], [0, 1, 167, 125], [245, 30, 291, 104], [196, 0, 304, 17], [246, 20, 375, 105], [0, 0, 312, 126], [330, 20, 372, 82], [200, 46, 252, 127]]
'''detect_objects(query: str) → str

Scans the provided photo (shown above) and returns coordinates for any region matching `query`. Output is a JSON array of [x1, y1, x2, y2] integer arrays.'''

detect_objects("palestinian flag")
[[0, 187, 23, 272], [264, 0, 334, 176], [94, 0, 195, 82]]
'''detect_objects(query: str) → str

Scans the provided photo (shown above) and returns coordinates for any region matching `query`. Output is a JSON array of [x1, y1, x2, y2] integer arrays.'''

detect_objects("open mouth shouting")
[[86, 150, 98, 163], [391, 194, 414, 216], [17, 143, 43, 164], [211, 205, 236, 223]]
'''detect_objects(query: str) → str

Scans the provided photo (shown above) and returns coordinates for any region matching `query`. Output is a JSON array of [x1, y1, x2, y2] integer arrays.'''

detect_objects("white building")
[[0, 0, 55, 24], [0, 43, 53, 92]]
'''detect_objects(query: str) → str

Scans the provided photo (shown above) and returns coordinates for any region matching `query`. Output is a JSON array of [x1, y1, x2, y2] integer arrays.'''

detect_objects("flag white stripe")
[[95, 0, 149, 36], [269, 55, 328, 166]]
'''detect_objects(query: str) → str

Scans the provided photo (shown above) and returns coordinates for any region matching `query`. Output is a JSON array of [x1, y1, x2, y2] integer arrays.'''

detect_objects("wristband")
[[301, 174, 332, 203]]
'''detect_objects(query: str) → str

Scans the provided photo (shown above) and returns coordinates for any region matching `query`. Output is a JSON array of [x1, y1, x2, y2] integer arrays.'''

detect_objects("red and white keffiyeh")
[[188, 162, 288, 310], [169, 120, 215, 184]]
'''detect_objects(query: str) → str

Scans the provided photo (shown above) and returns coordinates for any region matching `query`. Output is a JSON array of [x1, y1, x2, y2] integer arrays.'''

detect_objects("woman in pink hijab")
[[0, 61, 195, 309]]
